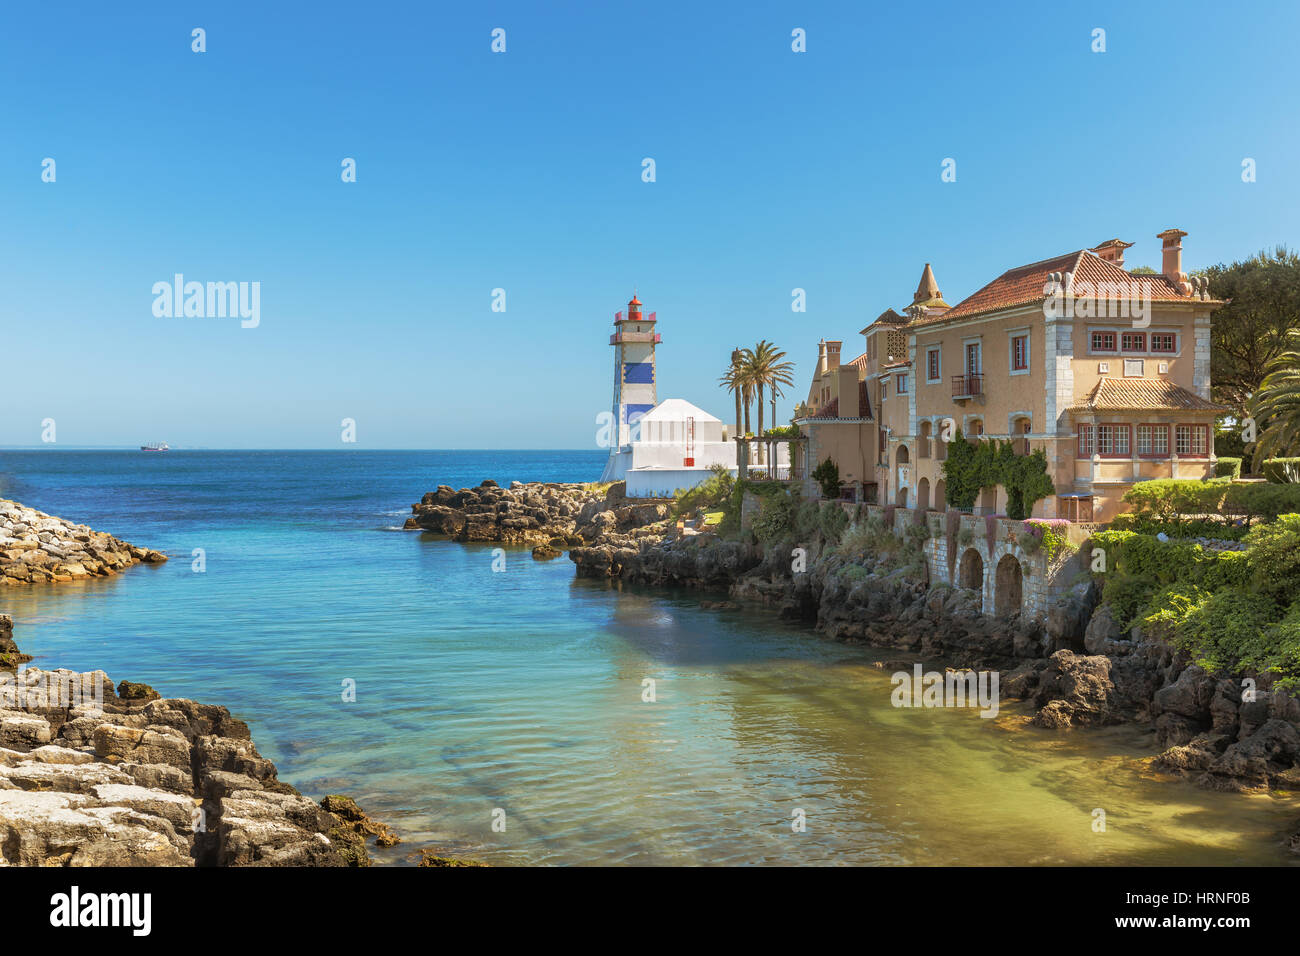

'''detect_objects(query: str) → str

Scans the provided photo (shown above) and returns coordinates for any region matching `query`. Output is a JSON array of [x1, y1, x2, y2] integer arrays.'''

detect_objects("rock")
[[531, 544, 562, 560], [321, 793, 399, 854], [1030, 651, 1135, 728], [118, 680, 161, 702], [417, 847, 486, 867], [0, 500, 163, 588], [1153, 665, 1216, 721], [0, 619, 364, 867]]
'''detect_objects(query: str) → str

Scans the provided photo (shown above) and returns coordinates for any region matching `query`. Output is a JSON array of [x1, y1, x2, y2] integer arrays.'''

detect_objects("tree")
[[1250, 340, 1300, 460], [740, 340, 786, 464], [812, 457, 840, 498], [1204, 247, 1300, 418], [941, 428, 980, 510], [718, 350, 748, 440]]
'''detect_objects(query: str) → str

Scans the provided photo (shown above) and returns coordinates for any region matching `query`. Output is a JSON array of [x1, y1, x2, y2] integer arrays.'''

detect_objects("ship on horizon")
[[140, 442, 169, 452]]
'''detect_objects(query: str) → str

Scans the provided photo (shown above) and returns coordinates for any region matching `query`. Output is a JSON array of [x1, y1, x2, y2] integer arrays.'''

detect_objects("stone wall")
[[847, 503, 1080, 624]]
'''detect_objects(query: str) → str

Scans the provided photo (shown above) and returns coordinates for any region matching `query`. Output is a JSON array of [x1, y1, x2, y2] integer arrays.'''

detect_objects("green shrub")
[[1109, 513, 1250, 541], [1160, 589, 1280, 678], [1245, 513, 1300, 604], [1123, 480, 1227, 522], [1090, 529, 1250, 591], [1261, 458, 1300, 483], [751, 492, 796, 544], [1214, 457, 1242, 480], [1224, 482, 1300, 522], [818, 501, 850, 543], [1135, 583, 1211, 640], [1102, 572, 1158, 628], [1214, 426, 1246, 459], [838, 564, 871, 584], [1261, 602, 1300, 690], [672, 464, 735, 517], [812, 458, 841, 498]]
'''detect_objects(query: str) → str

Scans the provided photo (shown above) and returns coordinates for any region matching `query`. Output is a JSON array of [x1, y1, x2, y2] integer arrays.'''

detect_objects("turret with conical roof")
[[911, 263, 950, 310]]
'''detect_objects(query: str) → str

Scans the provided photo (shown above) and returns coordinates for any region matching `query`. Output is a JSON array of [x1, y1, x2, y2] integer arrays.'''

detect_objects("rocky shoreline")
[[404, 479, 673, 555], [0, 613, 400, 866], [1, 499, 167, 586]]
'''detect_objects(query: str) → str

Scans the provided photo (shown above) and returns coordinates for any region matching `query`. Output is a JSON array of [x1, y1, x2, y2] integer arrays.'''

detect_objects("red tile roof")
[[920, 249, 1216, 325], [1067, 378, 1227, 414]]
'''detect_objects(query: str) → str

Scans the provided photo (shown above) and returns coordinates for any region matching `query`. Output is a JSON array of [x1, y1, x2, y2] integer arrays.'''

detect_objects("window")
[[969, 419, 984, 437], [1077, 424, 1094, 457], [1091, 331, 1116, 352], [1137, 424, 1169, 457], [1151, 333, 1176, 353], [896, 373, 908, 394], [880, 378, 887, 401], [965, 342, 981, 374], [1097, 423, 1130, 457], [1011, 334, 1029, 371], [1176, 424, 1208, 457], [1122, 332, 1146, 352], [878, 428, 887, 465], [926, 347, 941, 382]]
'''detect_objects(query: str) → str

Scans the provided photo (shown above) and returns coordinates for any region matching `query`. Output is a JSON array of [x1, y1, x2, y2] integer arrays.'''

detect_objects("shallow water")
[[0, 449, 1294, 865]]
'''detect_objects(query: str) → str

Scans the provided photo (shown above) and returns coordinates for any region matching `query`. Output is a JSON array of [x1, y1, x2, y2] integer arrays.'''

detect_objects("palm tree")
[[719, 349, 746, 440], [741, 340, 791, 467], [767, 354, 796, 434], [1250, 341, 1300, 462]]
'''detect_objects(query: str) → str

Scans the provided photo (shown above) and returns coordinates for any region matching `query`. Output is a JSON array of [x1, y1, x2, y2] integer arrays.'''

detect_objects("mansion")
[[793, 229, 1225, 522]]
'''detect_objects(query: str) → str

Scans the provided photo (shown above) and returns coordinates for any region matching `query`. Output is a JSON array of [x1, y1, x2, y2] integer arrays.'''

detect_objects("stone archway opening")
[[934, 479, 946, 512], [958, 548, 983, 591], [994, 554, 1023, 617], [917, 477, 930, 511], [896, 485, 909, 507]]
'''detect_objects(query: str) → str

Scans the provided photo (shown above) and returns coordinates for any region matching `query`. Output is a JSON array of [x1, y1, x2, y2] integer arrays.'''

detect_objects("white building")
[[597, 294, 788, 496], [603, 398, 790, 496]]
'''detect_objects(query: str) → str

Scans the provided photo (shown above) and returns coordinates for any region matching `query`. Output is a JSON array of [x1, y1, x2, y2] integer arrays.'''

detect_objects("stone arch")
[[958, 548, 983, 591], [934, 479, 946, 512], [894, 444, 911, 508], [1011, 415, 1032, 455], [917, 476, 931, 511], [978, 485, 997, 515], [994, 553, 1023, 616]]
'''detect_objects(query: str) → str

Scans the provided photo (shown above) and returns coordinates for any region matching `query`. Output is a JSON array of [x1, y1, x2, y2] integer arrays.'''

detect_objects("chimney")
[[817, 339, 828, 374], [1091, 238, 1133, 268], [1157, 228, 1189, 292], [825, 340, 842, 370]]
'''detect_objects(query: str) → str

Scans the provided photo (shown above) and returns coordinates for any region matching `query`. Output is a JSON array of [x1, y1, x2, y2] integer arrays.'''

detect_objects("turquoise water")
[[0, 450, 1296, 866]]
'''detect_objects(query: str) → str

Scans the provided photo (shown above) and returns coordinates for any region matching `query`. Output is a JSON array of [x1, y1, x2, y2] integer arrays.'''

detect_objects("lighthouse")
[[600, 293, 660, 482]]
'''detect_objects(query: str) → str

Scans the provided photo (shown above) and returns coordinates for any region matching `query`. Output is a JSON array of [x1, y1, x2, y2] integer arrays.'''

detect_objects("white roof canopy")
[[639, 398, 722, 424]]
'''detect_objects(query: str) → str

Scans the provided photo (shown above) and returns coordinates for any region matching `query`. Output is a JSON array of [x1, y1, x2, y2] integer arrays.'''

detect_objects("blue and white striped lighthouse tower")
[[600, 293, 660, 482]]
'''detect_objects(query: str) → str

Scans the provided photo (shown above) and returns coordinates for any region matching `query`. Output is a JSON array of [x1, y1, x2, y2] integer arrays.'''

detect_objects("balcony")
[[952, 373, 983, 400]]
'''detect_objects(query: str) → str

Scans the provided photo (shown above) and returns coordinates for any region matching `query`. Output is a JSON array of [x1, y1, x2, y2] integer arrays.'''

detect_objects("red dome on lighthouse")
[[628, 293, 642, 312]]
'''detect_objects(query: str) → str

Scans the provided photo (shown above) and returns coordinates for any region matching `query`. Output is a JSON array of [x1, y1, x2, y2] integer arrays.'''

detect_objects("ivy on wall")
[[940, 429, 1055, 520]]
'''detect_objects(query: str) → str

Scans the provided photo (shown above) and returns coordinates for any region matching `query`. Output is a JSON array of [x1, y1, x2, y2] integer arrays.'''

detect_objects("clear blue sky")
[[2, 0, 1297, 449]]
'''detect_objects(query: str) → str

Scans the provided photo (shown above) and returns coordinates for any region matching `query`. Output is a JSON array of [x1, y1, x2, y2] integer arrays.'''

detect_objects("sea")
[[0, 449, 1295, 865]]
